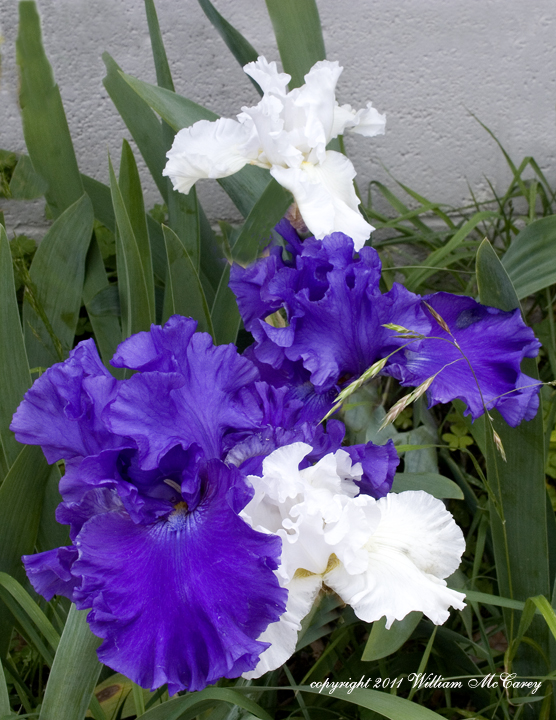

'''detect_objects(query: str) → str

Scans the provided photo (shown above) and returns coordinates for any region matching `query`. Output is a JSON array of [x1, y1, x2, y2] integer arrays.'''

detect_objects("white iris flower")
[[240, 442, 466, 678], [163, 57, 386, 250]]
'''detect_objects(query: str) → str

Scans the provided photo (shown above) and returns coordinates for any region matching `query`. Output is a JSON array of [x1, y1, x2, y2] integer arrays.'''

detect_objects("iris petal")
[[325, 491, 466, 627], [385, 293, 542, 426], [72, 461, 286, 694]]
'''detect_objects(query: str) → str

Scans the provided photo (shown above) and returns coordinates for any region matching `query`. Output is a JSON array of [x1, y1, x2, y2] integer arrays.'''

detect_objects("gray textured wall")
[[1, 0, 555, 237]]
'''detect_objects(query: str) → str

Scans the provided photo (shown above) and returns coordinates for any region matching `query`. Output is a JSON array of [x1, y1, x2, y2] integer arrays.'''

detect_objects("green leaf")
[[121, 72, 217, 128], [83, 238, 123, 374], [118, 141, 155, 318], [166, 169, 201, 273], [39, 605, 102, 720], [391, 472, 463, 499], [362, 612, 422, 661], [297, 685, 445, 719], [141, 2, 202, 270], [81, 174, 116, 233], [9, 154, 47, 199], [36, 463, 69, 552], [16, 1, 83, 217], [139, 687, 273, 720], [109, 156, 155, 341], [120, 72, 271, 217], [162, 224, 214, 336], [0, 572, 60, 654], [199, 205, 225, 294], [211, 178, 292, 345], [476, 239, 550, 675], [144, 0, 174, 91], [405, 211, 497, 292], [464, 589, 526, 611], [197, 0, 260, 89], [103, 53, 168, 200], [0, 226, 31, 468], [502, 216, 556, 299], [0, 445, 51, 658], [265, 0, 326, 89], [0, 660, 10, 717], [23, 194, 94, 369]]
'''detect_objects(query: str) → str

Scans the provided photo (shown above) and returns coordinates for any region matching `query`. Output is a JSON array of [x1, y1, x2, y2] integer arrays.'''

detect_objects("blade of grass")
[[138, 687, 273, 720], [82, 237, 123, 374], [0, 573, 60, 653], [118, 141, 155, 320], [405, 211, 497, 291], [81, 174, 116, 233], [143, 0, 201, 270], [0, 660, 9, 717], [297, 684, 445, 719], [391, 472, 463, 499], [103, 53, 168, 201]]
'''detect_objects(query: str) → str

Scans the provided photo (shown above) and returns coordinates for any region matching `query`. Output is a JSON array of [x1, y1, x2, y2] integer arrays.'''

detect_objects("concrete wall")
[[1, 0, 555, 237]]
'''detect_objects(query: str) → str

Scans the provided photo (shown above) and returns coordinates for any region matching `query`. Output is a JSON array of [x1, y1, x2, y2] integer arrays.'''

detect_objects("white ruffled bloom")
[[163, 56, 386, 250], [240, 442, 466, 678]]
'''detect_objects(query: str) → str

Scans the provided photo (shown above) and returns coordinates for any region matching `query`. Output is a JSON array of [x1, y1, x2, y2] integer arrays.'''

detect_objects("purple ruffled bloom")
[[230, 221, 541, 427], [384, 293, 541, 425], [11, 318, 291, 693]]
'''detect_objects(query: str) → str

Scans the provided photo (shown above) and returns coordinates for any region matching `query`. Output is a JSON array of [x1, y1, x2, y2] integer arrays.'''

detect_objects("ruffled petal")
[[243, 56, 291, 96], [73, 461, 286, 694], [350, 102, 387, 137], [243, 574, 321, 679], [10, 339, 121, 463], [163, 118, 254, 194], [384, 293, 542, 425], [325, 491, 466, 627], [108, 323, 262, 468], [331, 102, 386, 139], [270, 152, 373, 249], [344, 440, 399, 499], [111, 315, 198, 373], [293, 60, 343, 149], [23, 547, 80, 601]]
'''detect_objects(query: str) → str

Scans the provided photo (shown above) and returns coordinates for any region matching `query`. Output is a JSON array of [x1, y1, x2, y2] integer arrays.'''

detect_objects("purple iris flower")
[[384, 293, 541, 425], [229, 220, 541, 427], [11, 314, 397, 691], [11, 318, 289, 693]]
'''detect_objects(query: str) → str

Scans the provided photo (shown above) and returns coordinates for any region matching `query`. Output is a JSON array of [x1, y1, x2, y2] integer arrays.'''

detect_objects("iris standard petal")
[[108, 323, 262, 468], [243, 56, 291, 96]]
